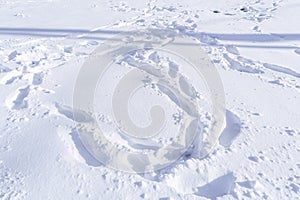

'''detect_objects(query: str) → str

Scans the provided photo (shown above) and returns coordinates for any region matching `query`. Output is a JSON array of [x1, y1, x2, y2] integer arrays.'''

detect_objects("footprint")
[[55, 102, 93, 123], [252, 25, 261, 32], [263, 63, 300, 78], [32, 73, 43, 85], [223, 54, 263, 74], [8, 50, 19, 61], [194, 172, 236, 199], [63, 46, 73, 54], [0, 70, 22, 85], [57, 127, 101, 167], [225, 45, 239, 55], [0, 65, 11, 73], [11, 86, 30, 110], [268, 79, 284, 86], [219, 110, 241, 148], [248, 156, 260, 163], [289, 183, 299, 194], [4, 75, 21, 85], [237, 180, 257, 189]]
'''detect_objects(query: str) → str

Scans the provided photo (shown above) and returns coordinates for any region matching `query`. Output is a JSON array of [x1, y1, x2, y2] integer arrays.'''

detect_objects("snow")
[[1, 0, 300, 199]]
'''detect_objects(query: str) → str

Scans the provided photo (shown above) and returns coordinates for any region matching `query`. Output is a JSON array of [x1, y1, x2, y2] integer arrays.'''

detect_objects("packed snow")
[[0, 0, 299, 199]]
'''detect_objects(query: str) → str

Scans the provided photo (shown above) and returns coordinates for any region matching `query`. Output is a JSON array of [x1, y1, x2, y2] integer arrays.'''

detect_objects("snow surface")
[[0, 0, 300, 199]]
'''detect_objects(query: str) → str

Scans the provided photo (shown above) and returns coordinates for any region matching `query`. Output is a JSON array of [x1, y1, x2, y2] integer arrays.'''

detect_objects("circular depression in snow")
[[73, 29, 225, 173]]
